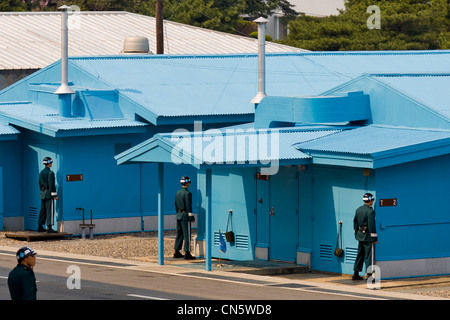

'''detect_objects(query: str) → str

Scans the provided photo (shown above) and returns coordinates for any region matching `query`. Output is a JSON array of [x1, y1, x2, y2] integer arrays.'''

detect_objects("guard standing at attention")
[[38, 157, 58, 233], [174, 176, 196, 260], [352, 193, 378, 280], [8, 247, 38, 300]]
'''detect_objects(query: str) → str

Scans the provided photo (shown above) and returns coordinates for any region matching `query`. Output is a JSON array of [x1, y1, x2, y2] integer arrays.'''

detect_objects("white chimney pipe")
[[250, 17, 268, 104], [54, 5, 75, 117]]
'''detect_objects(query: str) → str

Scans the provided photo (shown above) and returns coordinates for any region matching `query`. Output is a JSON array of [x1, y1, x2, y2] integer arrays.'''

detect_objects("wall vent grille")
[[235, 235, 249, 250], [345, 247, 358, 263], [319, 244, 333, 260]]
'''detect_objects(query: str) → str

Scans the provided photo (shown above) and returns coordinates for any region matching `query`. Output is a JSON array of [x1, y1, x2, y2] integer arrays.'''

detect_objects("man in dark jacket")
[[174, 176, 196, 260], [8, 247, 38, 300], [38, 157, 58, 232], [352, 193, 378, 280]]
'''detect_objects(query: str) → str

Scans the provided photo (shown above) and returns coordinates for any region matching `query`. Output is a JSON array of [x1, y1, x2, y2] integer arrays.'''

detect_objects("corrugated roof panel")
[[0, 124, 19, 136], [372, 74, 450, 120], [304, 51, 450, 78], [0, 11, 305, 70], [296, 125, 450, 155], [0, 102, 146, 132], [70, 54, 351, 117], [161, 127, 339, 163]]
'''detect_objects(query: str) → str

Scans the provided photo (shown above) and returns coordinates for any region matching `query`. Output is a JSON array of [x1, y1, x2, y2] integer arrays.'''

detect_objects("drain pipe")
[[54, 5, 75, 117], [250, 17, 268, 104]]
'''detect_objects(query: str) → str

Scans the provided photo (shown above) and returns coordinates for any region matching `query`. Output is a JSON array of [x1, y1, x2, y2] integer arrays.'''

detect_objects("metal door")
[[269, 166, 298, 262], [256, 175, 270, 248], [23, 144, 58, 230], [0, 167, 3, 230]]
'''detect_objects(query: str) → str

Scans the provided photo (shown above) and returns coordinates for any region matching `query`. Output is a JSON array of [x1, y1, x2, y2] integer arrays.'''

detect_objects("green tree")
[[136, 0, 246, 33], [72, 0, 139, 11], [0, 0, 25, 11], [134, 0, 298, 34], [243, 0, 298, 18], [281, 0, 450, 50]]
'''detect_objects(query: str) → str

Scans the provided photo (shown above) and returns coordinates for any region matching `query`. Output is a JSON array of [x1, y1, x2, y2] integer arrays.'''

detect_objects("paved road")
[[0, 250, 401, 303]]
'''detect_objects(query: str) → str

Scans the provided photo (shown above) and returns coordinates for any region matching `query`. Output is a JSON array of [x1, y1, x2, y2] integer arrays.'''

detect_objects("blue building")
[[117, 51, 450, 279], [0, 53, 355, 234]]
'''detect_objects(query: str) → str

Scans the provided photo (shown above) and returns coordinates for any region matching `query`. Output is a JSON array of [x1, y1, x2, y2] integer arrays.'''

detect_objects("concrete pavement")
[[2, 245, 449, 300]]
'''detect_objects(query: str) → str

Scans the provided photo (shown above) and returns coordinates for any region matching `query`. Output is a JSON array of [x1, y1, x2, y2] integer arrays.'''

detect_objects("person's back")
[[175, 188, 191, 212], [354, 204, 373, 242]]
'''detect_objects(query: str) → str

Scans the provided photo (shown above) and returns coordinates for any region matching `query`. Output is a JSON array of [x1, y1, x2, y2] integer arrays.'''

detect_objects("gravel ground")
[[1, 231, 448, 299], [0, 230, 180, 262], [416, 289, 450, 299]]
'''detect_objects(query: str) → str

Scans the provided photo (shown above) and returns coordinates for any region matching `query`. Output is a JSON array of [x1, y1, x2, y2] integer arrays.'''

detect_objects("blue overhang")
[[296, 125, 450, 168]]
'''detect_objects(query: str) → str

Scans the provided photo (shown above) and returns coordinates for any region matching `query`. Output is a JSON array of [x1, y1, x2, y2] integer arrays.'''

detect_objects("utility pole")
[[156, 0, 164, 54]]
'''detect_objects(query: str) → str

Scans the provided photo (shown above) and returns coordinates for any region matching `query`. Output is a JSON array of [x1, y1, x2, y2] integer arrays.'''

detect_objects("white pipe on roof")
[[54, 5, 75, 118], [250, 17, 268, 104]]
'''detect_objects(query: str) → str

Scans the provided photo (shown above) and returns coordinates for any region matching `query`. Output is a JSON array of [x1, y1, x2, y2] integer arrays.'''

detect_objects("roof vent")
[[121, 36, 152, 54]]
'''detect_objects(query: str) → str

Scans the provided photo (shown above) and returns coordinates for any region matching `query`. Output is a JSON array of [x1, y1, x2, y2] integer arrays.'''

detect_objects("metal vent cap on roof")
[[121, 36, 152, 54]]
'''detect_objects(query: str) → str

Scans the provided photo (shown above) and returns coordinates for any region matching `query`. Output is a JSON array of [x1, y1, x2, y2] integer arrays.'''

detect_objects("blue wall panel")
[[61, 135, 198, 225], [376, 154, 450, 261], [268, 166, 299, 262], [309, 165, 375, 274], [210, 168, 256, 260], [0, 140, 22, 222], [0, 167, 3, 230]]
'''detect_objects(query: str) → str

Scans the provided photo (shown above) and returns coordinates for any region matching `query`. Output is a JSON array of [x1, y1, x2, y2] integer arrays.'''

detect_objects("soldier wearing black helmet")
[[38, 157, 58, 233], [173, 176, 196, 260], [352, 193, 378, 280], [8, 247, 38, 300]]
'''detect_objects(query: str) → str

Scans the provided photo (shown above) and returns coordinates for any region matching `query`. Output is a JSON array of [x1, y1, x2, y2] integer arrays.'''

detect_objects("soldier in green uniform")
[[174, 176, 196, 260], [38, 157, 58, 233], [8, 247, 38, 300], [352, 193, 378, 280]]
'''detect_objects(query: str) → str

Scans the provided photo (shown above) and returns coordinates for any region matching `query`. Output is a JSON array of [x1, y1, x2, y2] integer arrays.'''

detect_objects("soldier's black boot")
[[37, 225, 46, 232], [352, 271, 363, 280], [46, 226, 57, 233], [184, 251, 196, 260], [173, 250, 184, 258]]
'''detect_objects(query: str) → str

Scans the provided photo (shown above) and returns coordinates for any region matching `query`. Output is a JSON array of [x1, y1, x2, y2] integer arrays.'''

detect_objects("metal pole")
[[188, 220, 192, 252], [157, 162, 164, 265], [156, 0, 164, 54], [205, 169, 212, 271], [371, 242, 375, 274]]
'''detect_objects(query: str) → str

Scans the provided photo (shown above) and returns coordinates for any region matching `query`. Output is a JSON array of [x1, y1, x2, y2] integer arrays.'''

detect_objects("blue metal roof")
[[371, 74, 450, 121], [69, 51, 450, 122], [304, 50, 450, 79], [0, 124, 19, 140], [295, 125, 450, 168], [0, 102, 147, 137], [116, 126, 340, 166], [69, 54, 351, 119], [2, 50, 450, 135]]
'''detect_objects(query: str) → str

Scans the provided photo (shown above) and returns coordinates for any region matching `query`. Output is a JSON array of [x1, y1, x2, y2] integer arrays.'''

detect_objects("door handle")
[[269, 207, 275, 216]]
